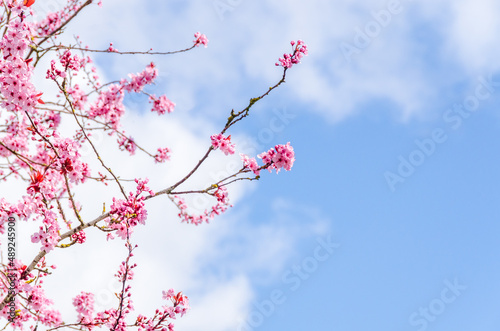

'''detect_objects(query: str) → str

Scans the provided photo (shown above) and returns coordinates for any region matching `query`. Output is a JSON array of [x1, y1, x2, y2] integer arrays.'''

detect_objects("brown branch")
[[47, 44, 197, 56]]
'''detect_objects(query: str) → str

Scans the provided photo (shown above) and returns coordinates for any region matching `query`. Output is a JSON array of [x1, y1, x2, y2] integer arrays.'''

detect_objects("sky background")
[[9, 0, 500, 330]]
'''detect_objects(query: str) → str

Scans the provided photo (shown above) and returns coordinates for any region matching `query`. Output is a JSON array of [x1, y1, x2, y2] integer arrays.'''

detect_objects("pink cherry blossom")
[[73, 292, 94, 323], [150, 94, 175, 114], [193, 32, 208, 47], [172, 194, 232, 225], [240, 153, 260, 176], [258, 142, 295, 173], [211, 133, 235, 155], [155, 147, 171, 163], [59, 50, 83, 71], [275, 40, 308, 69], [105, 179, 154, 239], [88, 84, 126, 129], [122, 62, 157, 93], [71, 230, 86, 244], [118, 135, 137, 155]]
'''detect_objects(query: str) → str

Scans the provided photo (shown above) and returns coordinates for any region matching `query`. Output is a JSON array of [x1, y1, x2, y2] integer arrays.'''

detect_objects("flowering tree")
[[0, 0, 307, 330]]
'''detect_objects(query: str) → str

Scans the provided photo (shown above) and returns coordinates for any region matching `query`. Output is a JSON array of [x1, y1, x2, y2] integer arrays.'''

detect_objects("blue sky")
[[20, 0, 500, 330]]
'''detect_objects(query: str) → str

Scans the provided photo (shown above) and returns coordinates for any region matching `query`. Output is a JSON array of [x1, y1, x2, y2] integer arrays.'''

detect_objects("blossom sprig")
[[70, 230, 86, 244], [42, 30, 210, 56], [132, 289, 189, 331], [117, 135, 136, 155], [210, 133, 235, 155], [171, 142, 295, 208], [73, 292, 94, 326], [171, 191, 232, 226], [240, 154, 261, 176], [258, 142, 295, 173], [154, 147, 171, 163], [239, 142, 295, 175], [275, 40, 308, 69], [193, 32, 208, 48], [96, 241, 137, 331], [150, 94, 175, 115], [121, 62, 157, 93], [105, 179, 154, 240], [169, 37, 306, 219]]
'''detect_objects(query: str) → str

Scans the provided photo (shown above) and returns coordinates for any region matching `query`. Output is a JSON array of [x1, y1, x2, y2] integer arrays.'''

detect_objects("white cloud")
[[444, 0, 500, 73], [176, 276, 253, 331]]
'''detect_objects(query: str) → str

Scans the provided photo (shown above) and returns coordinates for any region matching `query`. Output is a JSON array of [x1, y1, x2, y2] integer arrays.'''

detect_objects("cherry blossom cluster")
[[22, 284, 62, 327], [47, 50, 86, 80], [275, 40, 308, 69], [31, 224, 60, 252], [88, 83, 126, 129], [0, 15, 40, 114], [65, 83, 88, 110], [107, 42, 118, 52], [210, 133, 235, 155], [52, 135, 90, 183], [214, 186, 229, 204], [22, 135, 90, 201], [0, 258, 62, 328], [154, 147, 171, 163], [71, 230, 86, 244], [122, 62, 158, 93], [86, 61, 175, 163], [150, 94, 175, 115], [105, 179, 154, 240], [88, 63, 158, 129], [73, 292, 94, 324], [59, 50, 83, 72], [118, 135, 137, 155], [172, 193, 232, 225], [0, 10, 31, 60], [46, 59, 67, 79], [116, 257, 136, 282], [193, 32, 209, 47], [258, 142, 295, 173], [133, 289, 190, 330], [240, 154, 260, 176], [239, 142, 295, 175], [29, 201, 64, 252]]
